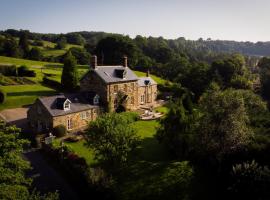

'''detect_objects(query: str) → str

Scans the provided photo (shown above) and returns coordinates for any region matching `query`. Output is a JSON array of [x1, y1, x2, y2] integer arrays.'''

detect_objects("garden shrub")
[[119, 112, 140, 123], [0, 64, 17, 76], [53, 125, 67, 138], [0, 89, 6, 104], [17, 65, 36, 77]]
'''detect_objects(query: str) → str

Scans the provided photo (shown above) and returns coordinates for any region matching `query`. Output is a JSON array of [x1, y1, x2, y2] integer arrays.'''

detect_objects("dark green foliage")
[[53, 124, 67, 138], [85, 113, 140, 165], [95, 36, 139, 67], [0, 64, 17, 76], [0, 89, 6, 103], [69, 47, 90, 65], [118, 112, 140, 123], [61, 51, 79, 91], [66, 33, 85, 45], [2, 37, 22, 57], [121, 161, 194, 200], [28, 47, 43, 61], [55, 37, 67, 49], [17, 65, 36, 77], [258, 57, 270, 100], [198, 88, 254, 159], [229, 160, 270, 199], [211, 54, 250, 88], [18, 31, 30, 58], [156, 94, 197, 158], [177, 61, 211, 100]]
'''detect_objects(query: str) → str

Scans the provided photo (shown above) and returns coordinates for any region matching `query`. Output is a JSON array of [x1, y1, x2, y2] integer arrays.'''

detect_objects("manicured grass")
[[53, 139, 96, 165], [0, 56, 59, 67], [0, 84, 57, 110], [155, 105, 169, 115], [133, 70, 167, 85]]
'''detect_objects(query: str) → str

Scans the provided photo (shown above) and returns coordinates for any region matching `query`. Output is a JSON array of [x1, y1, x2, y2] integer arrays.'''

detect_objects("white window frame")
[[80, 112, 87, 120], [63, 99, 71, 111], [67, 117, 72, 130]]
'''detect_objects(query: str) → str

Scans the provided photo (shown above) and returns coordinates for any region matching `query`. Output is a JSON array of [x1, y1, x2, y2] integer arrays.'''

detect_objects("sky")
[[0, 0, 270, 42]]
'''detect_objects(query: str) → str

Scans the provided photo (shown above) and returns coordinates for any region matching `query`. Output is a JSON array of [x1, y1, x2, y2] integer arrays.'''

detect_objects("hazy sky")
[[1, 0, 269, 42]]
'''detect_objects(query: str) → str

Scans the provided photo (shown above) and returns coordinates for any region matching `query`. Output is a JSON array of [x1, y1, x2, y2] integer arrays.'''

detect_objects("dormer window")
[[93, 95, 100, 105], [56, 98, 71, 111], [64, 100, 71, 111]]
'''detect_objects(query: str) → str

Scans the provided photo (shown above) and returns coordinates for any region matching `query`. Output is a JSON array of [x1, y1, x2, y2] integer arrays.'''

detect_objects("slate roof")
[[93, 66, 138, 83], [138, 77, 157, 86], [38, 93, 99, 117]]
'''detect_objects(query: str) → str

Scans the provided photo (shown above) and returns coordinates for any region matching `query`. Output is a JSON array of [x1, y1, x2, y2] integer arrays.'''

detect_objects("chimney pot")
[[123, 56, 128, 68], [91, 55, 97, 69]]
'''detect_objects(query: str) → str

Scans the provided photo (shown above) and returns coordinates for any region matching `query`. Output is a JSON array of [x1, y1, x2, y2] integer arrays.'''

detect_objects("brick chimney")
[[123, 56, 128, 68], [91, 55, 97, 69]]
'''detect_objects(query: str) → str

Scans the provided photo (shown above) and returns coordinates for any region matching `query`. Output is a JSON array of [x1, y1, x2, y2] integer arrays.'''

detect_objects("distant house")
[[27, 55, 157, 133]]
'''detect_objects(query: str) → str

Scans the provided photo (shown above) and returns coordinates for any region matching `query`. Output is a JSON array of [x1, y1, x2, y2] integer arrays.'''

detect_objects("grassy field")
[[0, 56, 59, 67], [0, 84, 57, 110]]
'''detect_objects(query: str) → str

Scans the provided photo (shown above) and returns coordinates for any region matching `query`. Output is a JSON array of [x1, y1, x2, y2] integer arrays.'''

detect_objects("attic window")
[[93, 95, 100, 105], [64, 101, 70, 111], [144, 80, 150, 85], [115, 69, 127, 79]]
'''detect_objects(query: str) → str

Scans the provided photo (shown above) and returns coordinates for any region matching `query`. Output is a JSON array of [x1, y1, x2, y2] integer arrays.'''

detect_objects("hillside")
[[0, 56, 167, 110]]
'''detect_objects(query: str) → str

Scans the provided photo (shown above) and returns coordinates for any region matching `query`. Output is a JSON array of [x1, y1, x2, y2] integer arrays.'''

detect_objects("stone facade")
[[138, 84, 158, 107], [27, 99, 100, 134]]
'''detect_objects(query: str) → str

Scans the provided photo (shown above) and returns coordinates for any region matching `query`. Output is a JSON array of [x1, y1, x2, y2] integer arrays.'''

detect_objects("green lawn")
[[0, 56, 59, 67], [0, 84, 57, 110]]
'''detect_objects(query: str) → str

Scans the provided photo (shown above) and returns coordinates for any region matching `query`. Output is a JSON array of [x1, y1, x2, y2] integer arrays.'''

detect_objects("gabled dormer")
[[56, 98, 71, 111]]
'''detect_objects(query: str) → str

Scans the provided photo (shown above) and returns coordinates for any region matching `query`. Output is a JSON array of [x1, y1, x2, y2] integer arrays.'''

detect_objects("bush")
[[119, 112, 140, 123], [53, 125, 67, 138], [17, 65, 36, 77], [0, 64, 17, 76], [0, 89, 6, 104]]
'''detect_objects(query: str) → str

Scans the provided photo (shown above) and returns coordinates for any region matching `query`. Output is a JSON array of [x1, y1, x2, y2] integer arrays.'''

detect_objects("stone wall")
[[52, 107, 100, 133], [27, 99, 53, 134], [138, 84, 158, 107], [80, 70, 108, 104], [107, 81, 139, 111]]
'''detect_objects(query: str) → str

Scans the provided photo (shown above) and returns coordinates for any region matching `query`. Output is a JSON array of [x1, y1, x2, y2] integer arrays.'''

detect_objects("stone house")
[[27, 93, 100, 133], [27, 55, 157, 133], [80, 56, 157, 111]]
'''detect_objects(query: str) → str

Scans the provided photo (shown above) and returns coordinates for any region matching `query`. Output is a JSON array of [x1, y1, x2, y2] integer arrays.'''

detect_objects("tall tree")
[[258, 57, 270, 100], [61, 51, 79, 91], [18, 31, 30, 58], [0, 121, 59, 200], [156, 91, 197, 158], [85, 113, 140, 166], [198, 88, 254, 159]]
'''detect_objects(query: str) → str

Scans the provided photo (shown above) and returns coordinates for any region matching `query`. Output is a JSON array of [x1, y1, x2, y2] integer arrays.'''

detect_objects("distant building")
[[27, 56, 157, 133]]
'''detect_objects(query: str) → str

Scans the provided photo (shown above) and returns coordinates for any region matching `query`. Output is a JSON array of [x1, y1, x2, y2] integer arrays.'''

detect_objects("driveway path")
[[24, 149, 80, 200]]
